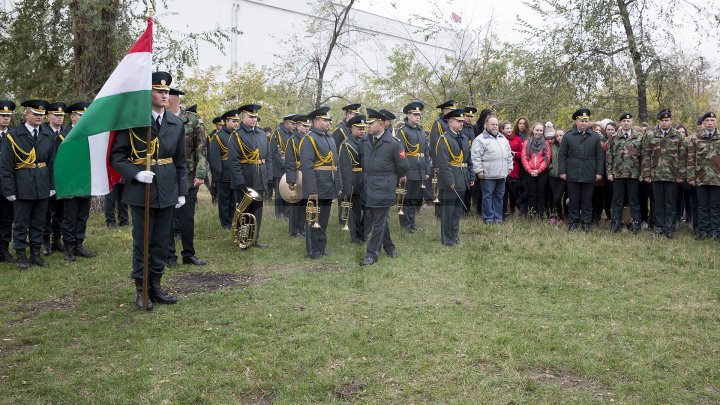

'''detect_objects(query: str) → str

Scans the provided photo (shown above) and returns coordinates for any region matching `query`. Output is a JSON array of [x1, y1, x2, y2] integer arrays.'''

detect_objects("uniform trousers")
[[695, 185, 720, 237], [104, 184, 129, 226], [62, 197, 91, 243], [13, 199, 48, 249], [131, 205, 173, 279], [399, 179, 422, 230], [44, 195, 63, 238], [273, 177, 289, 218], [348, 194, 366, 243], [652, 181, 678, 233], [440, 189, 464, 245], [0, 198, 13, 242], [365, 206, 394, 259], [289, 199, 306, 237], [169, 187, 199, 260], [611, 178, 640, 225], [566, 182, 594, 226], [216, 181, 233, 229], [306, 198, 332, 257]]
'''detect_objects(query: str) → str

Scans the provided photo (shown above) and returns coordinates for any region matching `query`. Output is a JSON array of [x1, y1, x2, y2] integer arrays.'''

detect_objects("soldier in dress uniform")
[[300, 106, 342, 259], [59, 101, 96, 261], [166, 89, 207, 266], [229, 104, 270, 248], [688, 111, 720, 240], [429, 100, 457, 219], [462, 106, 477, 215], [338, 114, 368, 243], [109, 71, 187, 311], [332, 103, 360, 224], [436, 108, 473, 246], [285, 114, 311, 237], [270, 115, 295, 219], [208, 109, 239, 229], [641, 109, 687, 238], [0, 99, 56, 269], [41, 102, 67, 256], [0, 100, 16, 262], [397, 102, 430, 232], [359, 108, 409, 265], [606, 112, 643, 233], [205, 116, 223, 204], [379, 109, 397, 136]]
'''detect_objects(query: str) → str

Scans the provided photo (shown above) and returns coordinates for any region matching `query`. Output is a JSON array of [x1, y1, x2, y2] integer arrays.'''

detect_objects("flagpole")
[[142, 1, 155, 313]]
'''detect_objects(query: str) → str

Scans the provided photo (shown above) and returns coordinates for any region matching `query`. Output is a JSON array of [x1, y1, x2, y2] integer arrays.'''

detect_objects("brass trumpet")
[[340, 187, 354, 231], [431, 176, 440, 203], [396, 177, 407, 216], [306, 196, 322, 229]]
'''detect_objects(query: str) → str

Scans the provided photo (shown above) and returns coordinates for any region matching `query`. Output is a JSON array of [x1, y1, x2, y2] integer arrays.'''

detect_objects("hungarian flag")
[[54, 17, 153, 198]]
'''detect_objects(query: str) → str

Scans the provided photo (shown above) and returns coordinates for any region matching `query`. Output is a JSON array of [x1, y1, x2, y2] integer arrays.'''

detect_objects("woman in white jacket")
[[471, 116, 514, 224]]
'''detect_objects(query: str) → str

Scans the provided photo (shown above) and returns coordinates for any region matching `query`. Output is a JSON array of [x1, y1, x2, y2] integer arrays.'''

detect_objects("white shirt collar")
[[25, 122, 39, 133], [152, 110, 164, 124]]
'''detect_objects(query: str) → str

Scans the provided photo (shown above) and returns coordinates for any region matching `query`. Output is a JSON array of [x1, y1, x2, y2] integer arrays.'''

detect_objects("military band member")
[[229, 104, 270, 248], [42, 101, 67, 256], [339, 114, 368, 243], [0, 99, 56, 269], [60, 101, 96, 261], [285, 115, 310, 237], [333, 104, 360, 224], [270, 115, 295, 219], [206, 116, 223, 204], [429, 100, 457, 218], [606, 113, 643, 233], [687, 111, 718, 240], [641, 109, 687, 238], [558, 108, 604, 233], [436, 108, 473, 246], [462, 106, 477, 215], [166, 89, 207, 266], [109, 71, 187, 311], [359, 108, 409, 265], [300, 106, 342, 259], [379, 109, 397, 137], [0, 100, 16, 262], [208, 109, 239, 229], [397, 102, 430, 232]]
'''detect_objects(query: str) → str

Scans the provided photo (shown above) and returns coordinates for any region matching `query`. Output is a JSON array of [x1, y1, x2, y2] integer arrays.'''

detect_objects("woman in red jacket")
[[522, 122, 551, 217], [502, 121, 523, 217]]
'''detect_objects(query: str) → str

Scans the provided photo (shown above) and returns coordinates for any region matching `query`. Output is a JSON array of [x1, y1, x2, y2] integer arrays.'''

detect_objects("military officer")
[[558, 108, 604, 233], [228, 104, 270, 248], [379, 109, 397, 136], [687, 111, 718, 240], [208, 109, 239, 229], [436, 108, 473, 246], [59, 101, 96, 261], [270, 115, 295, 219], [332, 103, 360, 224], [0, 99, 56, 269], [463, 107, 478, 215], [0, 100, 16, 262], [429, 100, 457, 218], [300, 106, 342, 259], [41, 102, 67, 255], [641, 109, 687, 238], [606, 112, 643, 233], [397, 102, 430, 232], [285, 114, 310, 237], [109, 71, 187, 311], [338, 114, 368, 243], [166, 89, 207, 266], [205, 116, 223, 204]]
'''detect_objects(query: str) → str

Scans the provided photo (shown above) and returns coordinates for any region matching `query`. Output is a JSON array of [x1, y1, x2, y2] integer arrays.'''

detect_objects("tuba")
[[231, 188, 263, 249]]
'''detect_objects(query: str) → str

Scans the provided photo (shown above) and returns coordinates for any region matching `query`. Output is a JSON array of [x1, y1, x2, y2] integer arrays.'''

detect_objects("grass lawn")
[[1, 189, 719, 404]]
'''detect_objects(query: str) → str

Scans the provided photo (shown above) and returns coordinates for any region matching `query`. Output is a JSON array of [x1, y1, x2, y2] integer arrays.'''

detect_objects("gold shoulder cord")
[[275, 130, 287, 155], [216, 132, 228, 158], [129, 128, 159, 159], [339, 128, 347, 142], [6, 135, 36, 166], [399, 129, 420, 155], [438, 135, 464, 165], [233, 132, 260, 161], [344, 141, 360, 167], [289, 138, 301, 169], [301, 134, 334, 167]]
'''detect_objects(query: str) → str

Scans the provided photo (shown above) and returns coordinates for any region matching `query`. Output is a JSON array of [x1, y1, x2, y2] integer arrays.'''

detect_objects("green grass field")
[[1, 189, 719, 404]]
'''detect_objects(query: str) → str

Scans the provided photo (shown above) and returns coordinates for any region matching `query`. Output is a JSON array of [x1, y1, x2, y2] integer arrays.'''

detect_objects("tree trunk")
[[313, 0, 355, 108], [616, 0, 649, 122]]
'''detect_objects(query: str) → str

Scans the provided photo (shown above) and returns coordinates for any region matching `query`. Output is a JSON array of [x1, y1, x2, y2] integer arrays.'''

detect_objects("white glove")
[[49, 190, 56, 197], [6, 195, 16, 202], [134, 170, 155, 184], [175, 196, 185, 209]]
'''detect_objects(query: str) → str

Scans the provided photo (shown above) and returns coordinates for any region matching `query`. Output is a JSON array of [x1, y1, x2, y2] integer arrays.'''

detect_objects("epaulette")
[[393, 136, 401, 142]]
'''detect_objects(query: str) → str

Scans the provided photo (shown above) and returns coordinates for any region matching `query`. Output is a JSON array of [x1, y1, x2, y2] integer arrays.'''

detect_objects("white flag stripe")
[[95, 52, 152, 100], [88, 132, 111, 195]]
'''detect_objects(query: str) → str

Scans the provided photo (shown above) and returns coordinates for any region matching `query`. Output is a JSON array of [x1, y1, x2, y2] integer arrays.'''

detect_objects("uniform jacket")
[[207, 126, 233, 183], [339, 134, 366, 197], [429, 117, 449, 168], [229, 123, 270, 190], [521, 138, 551, 174], [284, 130, 304, 186], [687, 130, 720, 186], [397, 122, 431, 181], [436, 129, 473, 191], [360, 131, 409, 207], [331, 121, 350, 153], [1, 123, 56, 200], [270, 125, 292, 178], [179, 109, 207, 188], [557, 127, 604, 183], [109, 113, 188, 209], [471, 130, 513, 179], [300, 127, 342, 199], [605, 129, 643, 179], [641, 127, 687, 181]]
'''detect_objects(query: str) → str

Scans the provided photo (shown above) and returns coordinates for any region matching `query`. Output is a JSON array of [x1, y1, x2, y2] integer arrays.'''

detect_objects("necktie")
[[0, 132, 5, 138], [624, 132, 629, 139], [155, 116, 161, 127], [33, 128, 38, 139]]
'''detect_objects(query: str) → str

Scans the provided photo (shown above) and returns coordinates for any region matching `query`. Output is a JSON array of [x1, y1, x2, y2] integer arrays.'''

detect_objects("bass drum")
[[279, 171, 303, 203]]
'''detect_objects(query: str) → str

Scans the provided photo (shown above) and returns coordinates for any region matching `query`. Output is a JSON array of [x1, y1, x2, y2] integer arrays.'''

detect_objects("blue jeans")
[[480, 178, 506, 223]]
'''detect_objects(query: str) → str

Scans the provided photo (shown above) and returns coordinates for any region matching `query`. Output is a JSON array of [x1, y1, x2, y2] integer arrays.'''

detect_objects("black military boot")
[[29, 245, 48, 266], [0, 241, 15, 262], [42, 236, 53, 256], [135, 279, 153, 311], [63, 242, 76, 262], [74, 241, 96, 258], [610, 220, 620, 233], [149, 275, 177, 305], [16, 249, 29, 270], [631, 221, 641, 234], [51, 233, 65, 253]]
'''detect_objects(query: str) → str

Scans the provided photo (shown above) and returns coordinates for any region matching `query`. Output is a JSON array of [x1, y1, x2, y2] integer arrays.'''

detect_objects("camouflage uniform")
[[606, 129, 643, 231], [641, 127, 687, 235], [687, 129, 720, 239]]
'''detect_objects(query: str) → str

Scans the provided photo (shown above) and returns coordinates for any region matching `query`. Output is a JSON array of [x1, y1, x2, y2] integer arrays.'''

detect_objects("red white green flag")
[[54, 17, 153, 198]]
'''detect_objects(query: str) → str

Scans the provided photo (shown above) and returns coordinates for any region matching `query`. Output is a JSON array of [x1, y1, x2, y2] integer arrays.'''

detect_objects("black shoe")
[[401, 227, 414, 233], [29, 246, 48, 266], [253, 242, 269, 249], [166, 258, 179, 268], [665, 231, 674, 239], [42, 242, 53, 256], [582, 223, 591, 233], [74, 242, 96, 258], [182, 256, 206, 266], [64, 243, 76, 262], [309, 253, 323, 259], [568, 223, 578, 231], [359, 256, 376, 266], [51, 235, 65, 253], [149, 276, 177, 305], [134, 279, 153, 311], [118, 222, 129, 227], [321, 250, 329, 257], [16, 249, 29, 270], [107, 223, 117, 229], [0, 241, 15, 262], [386, 250, 398, 258]]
